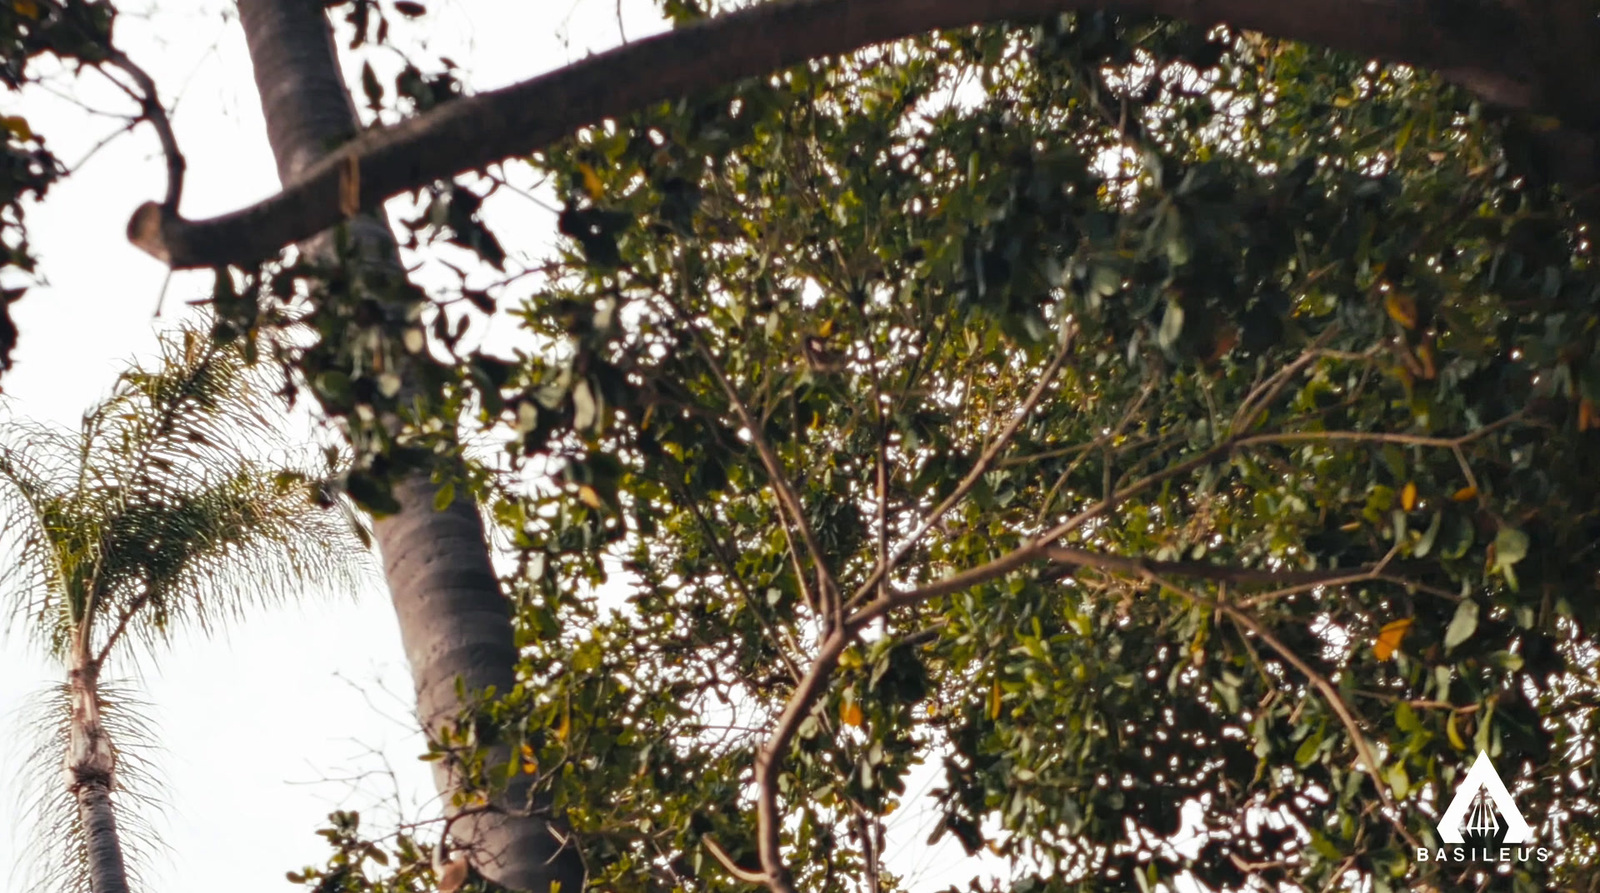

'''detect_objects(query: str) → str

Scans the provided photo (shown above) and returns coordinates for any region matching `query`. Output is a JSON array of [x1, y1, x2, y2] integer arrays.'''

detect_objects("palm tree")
[[0, 328, 367, 893]]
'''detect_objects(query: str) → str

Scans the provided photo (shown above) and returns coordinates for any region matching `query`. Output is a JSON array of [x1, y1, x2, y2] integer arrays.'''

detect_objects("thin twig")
[[684, 322, 839, 627], [847, 338, 1072, 610], [703, 834, 768, 885], [1043, 541, 1405, 593], [1145, 570, 1421, 851], [1230, 329, 1342, 436]]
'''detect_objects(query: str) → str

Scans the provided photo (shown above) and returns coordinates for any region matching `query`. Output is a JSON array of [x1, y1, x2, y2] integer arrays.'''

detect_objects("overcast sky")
[[0, 3, 1006, 891]]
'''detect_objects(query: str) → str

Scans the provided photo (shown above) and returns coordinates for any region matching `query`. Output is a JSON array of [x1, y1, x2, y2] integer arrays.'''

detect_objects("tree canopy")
[[5, 2, 1600, 893], [288, 9, 1600, 893]]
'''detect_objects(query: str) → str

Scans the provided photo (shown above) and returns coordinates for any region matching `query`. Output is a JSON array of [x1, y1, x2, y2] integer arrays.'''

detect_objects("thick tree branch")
[[127, 0, 1598, 268]]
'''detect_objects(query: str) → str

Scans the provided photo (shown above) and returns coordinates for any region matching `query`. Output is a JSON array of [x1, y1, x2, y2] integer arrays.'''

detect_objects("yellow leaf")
[[555, 703, 571, 741], [880, 799, 899, 816], [577, 162, 604, 198], [520, 742, 538, 774], [1385, 292, 1418, 329], [1451, 486, 1478, 502], [1416, 342, 1436, 380], [1400, 481, 1417, 512], [576, 484, 604, 510], [840, 700, 863, 727], [1373, 618, 1413, 661], [817, 318, 834, 337], [1332, 96, 1352, 108], [11, 0, 37, 19], [1446, 711, 1467, 751], [987, 677, 1002, 720], [0, 115, 32, 141]]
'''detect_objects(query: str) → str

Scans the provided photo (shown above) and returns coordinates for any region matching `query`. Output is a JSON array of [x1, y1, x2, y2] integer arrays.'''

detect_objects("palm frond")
[[99, 460, 368, 652], [0, 421, 84, 658], [0, 325, 374, 893]]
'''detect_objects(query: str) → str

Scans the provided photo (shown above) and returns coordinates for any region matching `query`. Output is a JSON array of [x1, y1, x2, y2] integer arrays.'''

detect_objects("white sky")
[[0, 2, 1014, 891]]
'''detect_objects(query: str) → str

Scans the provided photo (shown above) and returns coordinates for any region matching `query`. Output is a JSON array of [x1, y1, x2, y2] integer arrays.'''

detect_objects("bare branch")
[[847, 415, 1517, 629], [702, 834, 769, 885], [753, 627, 852, 893], [102, 50, 186, 210], [126, 0, 1593, 268], [1040, 542, 1410, 590]]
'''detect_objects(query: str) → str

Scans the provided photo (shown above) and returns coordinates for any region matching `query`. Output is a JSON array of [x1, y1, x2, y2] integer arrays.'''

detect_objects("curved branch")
[[126, 0, 1577, 268], [102, 50, 186, 210]]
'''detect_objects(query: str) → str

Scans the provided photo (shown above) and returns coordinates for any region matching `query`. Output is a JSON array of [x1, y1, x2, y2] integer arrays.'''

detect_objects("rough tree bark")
[[232, 1, 583, 890], [67, 657, 130, 893], [129, 0, 1600, 269]]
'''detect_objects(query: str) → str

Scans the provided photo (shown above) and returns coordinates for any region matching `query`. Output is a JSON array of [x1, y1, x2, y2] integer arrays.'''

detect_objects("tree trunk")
[[233, 2, 583, 890], [67, 661, 130, 893]]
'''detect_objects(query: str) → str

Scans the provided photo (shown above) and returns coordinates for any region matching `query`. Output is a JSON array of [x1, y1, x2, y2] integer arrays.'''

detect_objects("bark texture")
[[130, 0, 1600, 269], [74, 783, 130, 893], [233, 2, 583, 889], [67, 662, 130, 893]]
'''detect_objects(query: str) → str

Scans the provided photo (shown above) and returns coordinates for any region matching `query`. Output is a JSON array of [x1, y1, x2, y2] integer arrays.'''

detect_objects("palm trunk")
[[233, 2, 583, 890], [67, 659, 131, 893]]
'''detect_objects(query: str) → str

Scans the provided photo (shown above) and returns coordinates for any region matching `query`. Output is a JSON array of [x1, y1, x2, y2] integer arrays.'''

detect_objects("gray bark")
[[74, 782, 130, 893], [232, 1, 583, 889], [130, 0, 1600, 269], [67, 662, 130, 893]]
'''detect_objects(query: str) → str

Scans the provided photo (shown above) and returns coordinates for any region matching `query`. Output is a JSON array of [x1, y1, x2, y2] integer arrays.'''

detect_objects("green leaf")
[[1494, 525, 1530, 567], [1414, 511, 1441, 557], [1444, 598, 1479, 652], [434, 481, 456, 511], [1157, 298, 1184, 349], [1384, 762, 1409, 800], [1294, 725, 1324, 767]]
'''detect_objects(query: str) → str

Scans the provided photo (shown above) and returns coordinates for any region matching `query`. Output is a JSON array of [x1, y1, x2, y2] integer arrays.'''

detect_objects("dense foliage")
[[289, 10, 1600, 893], [9, 1, 1600, 892]]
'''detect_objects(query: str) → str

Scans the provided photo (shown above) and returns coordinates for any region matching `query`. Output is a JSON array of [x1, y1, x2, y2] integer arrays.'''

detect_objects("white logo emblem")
[[1437, 751, 1532, 845]]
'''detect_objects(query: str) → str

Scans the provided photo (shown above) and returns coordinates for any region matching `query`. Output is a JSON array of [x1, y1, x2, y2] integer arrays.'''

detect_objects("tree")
[[0, 329, 364, 893], [5, 2, 1600, 893], [224, 2, 586, 891], [435, 22, 1600, 891]]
